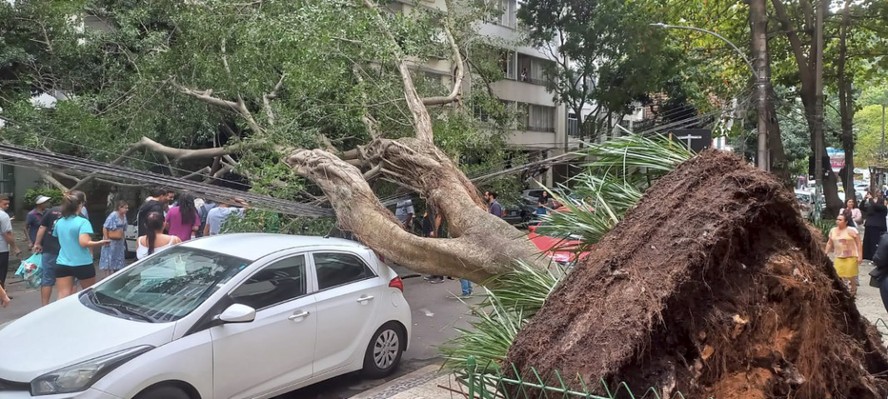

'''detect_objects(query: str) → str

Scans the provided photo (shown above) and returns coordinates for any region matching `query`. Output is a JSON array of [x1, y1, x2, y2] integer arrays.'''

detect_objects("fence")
[[452, 320, 888, 399], [453, 356, 687, 399]]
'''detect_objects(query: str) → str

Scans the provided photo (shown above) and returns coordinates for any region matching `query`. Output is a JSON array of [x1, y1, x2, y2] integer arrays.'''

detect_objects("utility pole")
[[750, 0, 770, 171], [881, 104, 886, 162], [813, 0, 826, 221]]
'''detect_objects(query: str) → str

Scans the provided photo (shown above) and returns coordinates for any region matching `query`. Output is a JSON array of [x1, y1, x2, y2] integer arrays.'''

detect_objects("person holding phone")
[[53, 191, 109, 299]]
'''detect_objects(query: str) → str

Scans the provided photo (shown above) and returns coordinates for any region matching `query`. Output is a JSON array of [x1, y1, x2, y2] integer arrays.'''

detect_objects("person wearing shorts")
[[33, 206, 62, 306], [52, 192, 109, 299]]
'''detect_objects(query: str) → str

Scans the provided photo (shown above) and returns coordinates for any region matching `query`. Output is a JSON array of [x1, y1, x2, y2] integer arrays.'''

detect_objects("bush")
[[23, 187, 63, 210]]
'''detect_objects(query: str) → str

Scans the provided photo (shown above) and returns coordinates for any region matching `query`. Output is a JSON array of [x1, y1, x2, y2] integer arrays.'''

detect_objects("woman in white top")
[[137, 211, 181, 259]]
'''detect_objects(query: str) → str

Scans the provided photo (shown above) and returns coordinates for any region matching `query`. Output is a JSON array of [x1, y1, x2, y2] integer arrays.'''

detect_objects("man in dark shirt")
[[137, 188, 170, 236], [32, 206, 62, 306]]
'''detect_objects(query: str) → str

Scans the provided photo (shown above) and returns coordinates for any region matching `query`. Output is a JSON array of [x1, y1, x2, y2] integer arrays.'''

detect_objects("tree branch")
[[173, 82, 240, 110], [421, 11, 465, 107], [362, 0, 434, 143], [172, 81, 264, 134], [136, 136, 256, 162], [352, 65, 381, 138], [38, 171, 70, 191], [771, 0, 813, 84], [262, 72, 286, 127]]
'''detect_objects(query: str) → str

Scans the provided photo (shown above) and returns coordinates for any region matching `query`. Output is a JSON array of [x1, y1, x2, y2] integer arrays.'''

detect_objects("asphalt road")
[[0, 264, 479, 399]]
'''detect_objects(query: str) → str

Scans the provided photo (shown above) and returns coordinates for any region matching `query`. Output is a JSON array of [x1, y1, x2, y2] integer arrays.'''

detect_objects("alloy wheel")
[[373, 329, 400, 369]]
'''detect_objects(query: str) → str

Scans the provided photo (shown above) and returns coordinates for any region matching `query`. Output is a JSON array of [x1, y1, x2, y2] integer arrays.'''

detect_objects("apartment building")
[[392, 0, 575, 185]]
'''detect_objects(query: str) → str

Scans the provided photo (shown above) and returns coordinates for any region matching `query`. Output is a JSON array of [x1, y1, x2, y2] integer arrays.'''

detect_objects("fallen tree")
[[505, 150, 888, 398]]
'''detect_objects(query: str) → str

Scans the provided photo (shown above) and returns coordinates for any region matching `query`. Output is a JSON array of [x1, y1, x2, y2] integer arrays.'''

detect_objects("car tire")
[[362, 321, 405, 379], [134, 385, 191, 399]]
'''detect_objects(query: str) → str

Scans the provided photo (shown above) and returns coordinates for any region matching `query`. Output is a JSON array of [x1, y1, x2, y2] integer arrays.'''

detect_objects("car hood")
[[0, 294, 176, 382], [528, 233, 591, 264]]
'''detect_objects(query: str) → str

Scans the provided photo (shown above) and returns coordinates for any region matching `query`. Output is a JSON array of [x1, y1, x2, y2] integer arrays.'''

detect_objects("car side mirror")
[[218, 303, 256, 323]]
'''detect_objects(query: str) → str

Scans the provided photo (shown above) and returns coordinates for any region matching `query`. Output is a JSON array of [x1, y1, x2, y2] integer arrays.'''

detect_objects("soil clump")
[[504, 150, 888, 398]]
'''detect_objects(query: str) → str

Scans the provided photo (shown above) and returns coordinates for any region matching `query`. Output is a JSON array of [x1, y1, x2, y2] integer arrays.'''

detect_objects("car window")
[[89, 247, 249, 323], [313, 252, 375, 290], [230, 255, 307, 309]]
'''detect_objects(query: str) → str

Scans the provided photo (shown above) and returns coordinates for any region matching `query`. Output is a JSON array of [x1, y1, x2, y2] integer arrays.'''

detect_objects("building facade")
[[394, 0, 576, 186]]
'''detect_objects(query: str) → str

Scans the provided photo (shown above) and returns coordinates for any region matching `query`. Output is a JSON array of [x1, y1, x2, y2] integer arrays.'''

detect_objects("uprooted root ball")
[[505, 150, 888, 398]]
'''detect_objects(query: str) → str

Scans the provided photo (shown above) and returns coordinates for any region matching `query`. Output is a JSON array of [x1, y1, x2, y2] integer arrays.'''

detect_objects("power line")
[[0, 143, 334, 217]]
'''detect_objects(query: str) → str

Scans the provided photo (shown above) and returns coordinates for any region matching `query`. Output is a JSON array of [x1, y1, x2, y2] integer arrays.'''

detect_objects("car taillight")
[[389, 276, 404, 292]]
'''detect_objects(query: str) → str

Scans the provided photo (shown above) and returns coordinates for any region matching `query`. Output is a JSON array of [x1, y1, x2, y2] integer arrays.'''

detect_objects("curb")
[[351, 364, 461, 399]]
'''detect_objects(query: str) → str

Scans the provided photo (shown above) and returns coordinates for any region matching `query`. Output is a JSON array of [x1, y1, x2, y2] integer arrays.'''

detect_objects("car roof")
[[180, 233, 370, 261]]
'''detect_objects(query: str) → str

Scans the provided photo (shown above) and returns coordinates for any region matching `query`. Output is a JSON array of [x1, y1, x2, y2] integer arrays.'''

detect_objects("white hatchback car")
[[0, 234, 411, 399]]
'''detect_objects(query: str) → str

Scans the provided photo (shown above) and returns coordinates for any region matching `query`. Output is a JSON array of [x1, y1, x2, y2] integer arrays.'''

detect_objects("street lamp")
[[650, 22, 769, 172]]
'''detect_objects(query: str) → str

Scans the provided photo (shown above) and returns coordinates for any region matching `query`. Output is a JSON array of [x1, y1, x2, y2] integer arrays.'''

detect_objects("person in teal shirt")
[[52, 191, 109, 299]]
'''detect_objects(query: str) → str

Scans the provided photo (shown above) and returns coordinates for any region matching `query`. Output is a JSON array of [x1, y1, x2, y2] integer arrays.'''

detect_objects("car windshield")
[[85, 246, 250, 323]]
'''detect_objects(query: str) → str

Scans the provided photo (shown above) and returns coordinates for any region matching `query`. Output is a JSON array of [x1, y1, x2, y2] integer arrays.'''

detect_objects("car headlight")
[[30, 345, 153, 396]]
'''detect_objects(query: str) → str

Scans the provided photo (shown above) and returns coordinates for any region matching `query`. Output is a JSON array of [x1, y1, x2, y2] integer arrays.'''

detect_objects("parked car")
[[125, 222, 138, 258], [527, 214, 591, 267], [520, 188, 546, 206], [795, 189, 813, 219], [0, 234, 411, 399]]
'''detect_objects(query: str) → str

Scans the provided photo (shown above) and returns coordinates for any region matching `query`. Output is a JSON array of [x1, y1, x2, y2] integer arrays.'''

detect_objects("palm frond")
[[440, 261, 565, 372], [580, 134, 693, 177]]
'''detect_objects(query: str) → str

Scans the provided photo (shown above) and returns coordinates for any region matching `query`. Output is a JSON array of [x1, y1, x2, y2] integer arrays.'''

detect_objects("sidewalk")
[[351, 365, 468, 399]]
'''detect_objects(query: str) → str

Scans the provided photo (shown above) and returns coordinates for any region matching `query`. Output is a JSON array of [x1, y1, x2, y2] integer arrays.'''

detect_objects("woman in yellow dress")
[[826, 211, 863, 296]]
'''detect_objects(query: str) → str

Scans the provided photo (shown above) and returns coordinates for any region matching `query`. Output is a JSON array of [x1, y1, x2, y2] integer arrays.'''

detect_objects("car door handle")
[[356, 295, 375, 303], [288, 311, 310, 321]]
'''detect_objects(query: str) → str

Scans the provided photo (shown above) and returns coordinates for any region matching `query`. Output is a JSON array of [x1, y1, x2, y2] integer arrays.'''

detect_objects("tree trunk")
[[837, 0, 855, 199], [285, 137, 545, 283], [771, 0, 843, 216], [766, 85, 789, 184]]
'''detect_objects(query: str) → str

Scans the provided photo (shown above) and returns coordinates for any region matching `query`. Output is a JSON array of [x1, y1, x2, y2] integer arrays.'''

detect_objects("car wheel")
[[134, 385, 191, 399], [362, 321, 405, 379]]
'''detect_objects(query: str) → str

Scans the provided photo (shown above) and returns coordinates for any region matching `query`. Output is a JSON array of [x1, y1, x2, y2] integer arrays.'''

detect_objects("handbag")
[[14, 253, 43, 289], [107, 229, 124, 240]]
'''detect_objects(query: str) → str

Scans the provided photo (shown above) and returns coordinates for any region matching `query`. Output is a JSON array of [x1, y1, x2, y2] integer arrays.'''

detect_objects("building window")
[[567, 113, 580, 137], [500, 50, 516, 80], [517, 54, 552, 86], [519, 103, 555, 132], [498, 0, 517, 28]]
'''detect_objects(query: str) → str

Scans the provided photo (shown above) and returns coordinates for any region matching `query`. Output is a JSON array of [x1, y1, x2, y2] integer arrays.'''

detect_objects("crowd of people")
[[0, 187, 249, 308]]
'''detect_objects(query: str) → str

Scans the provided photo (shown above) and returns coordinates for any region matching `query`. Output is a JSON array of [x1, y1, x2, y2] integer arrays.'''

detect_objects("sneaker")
[[461, 292, 472, 297]]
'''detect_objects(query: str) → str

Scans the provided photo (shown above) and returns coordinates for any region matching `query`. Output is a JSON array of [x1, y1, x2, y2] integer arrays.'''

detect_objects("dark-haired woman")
[[137, 212, 181, 260], [166, 193, 200, 242], [861, 191, 888, 260], [53, 191, 110, 299], [99, 200, 129, 277]]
